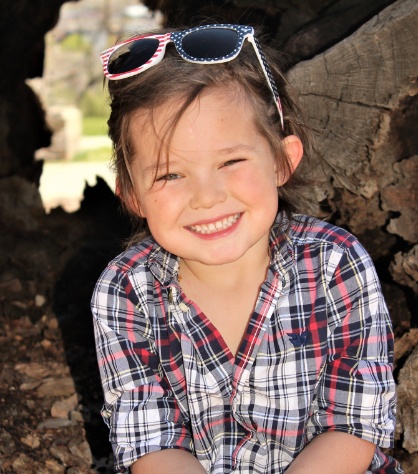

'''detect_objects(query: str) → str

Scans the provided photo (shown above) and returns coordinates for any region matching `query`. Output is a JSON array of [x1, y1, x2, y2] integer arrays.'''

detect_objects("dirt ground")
[[0, 178, 131, 473]]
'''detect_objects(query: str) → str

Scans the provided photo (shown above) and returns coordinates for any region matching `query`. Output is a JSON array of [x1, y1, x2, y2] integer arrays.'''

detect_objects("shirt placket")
[[230, 269, 289, 469]]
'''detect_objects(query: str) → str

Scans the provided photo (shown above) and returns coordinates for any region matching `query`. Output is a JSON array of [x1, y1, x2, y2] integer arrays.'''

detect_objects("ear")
[[276, 135, 304, 186]]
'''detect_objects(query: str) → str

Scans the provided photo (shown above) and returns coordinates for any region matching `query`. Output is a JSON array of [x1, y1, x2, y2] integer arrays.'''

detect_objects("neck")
[[179, 247, 270, 291]]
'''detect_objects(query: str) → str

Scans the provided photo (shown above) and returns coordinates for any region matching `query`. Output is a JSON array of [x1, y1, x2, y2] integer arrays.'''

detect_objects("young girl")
[[92, 24, 402, 474]]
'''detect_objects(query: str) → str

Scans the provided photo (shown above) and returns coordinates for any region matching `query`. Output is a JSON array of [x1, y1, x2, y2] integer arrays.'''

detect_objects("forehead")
[[129, 87, 263, 164]]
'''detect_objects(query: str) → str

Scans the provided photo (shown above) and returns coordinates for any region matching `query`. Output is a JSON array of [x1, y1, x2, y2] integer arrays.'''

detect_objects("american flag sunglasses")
[[100, 24, 284, 128]]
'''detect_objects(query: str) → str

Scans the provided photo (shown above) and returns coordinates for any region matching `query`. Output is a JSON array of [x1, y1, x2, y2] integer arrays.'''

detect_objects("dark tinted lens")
[[182, 29, 239, 59], [108, 38, 160, 74]]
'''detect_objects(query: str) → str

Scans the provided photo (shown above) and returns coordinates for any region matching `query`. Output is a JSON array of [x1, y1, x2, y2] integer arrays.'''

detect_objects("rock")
[[70, 410, 84, 423], [35, 294, 47, 307], [382, 156, 418, 243], [15, 362, 51, 380], [397, 347, 418, 453], [41, 339, 52, 350], [12, 454, 31, 472], [44, 459, 66, 474], [394, 329, 418, 368], [20, 380, 42, 391], [14, 361, 70, 380], [37, 418, 75, 430], [51, 393, 78, 418], [390, 245, 418, 294], [21, 434, 41, 449], [50, 443, 73, 465], [47, 317, 59, 329], [36, 376, 76, 398], [0, 430, 16, 455], [69, 439, 94, 464]]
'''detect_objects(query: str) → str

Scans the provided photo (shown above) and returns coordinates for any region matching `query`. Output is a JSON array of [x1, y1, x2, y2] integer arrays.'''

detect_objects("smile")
[[188, 213, 241, 234]]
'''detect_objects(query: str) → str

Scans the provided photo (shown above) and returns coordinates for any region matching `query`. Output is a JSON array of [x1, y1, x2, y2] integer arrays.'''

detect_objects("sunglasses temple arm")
[[249, 37, 284, 129]]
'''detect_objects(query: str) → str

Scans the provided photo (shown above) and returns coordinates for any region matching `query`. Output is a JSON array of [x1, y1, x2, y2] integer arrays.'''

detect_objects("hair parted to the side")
[[106, 26, 314, 246]]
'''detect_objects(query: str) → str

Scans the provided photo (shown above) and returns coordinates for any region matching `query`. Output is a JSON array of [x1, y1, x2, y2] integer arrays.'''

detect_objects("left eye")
[[222, 159, 244, 167]]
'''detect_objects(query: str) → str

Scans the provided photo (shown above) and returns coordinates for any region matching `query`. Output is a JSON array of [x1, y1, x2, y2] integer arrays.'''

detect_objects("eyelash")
[[155, 159, 245, 182], [156, 173, 181, 182], [222, 159, 245, 167]]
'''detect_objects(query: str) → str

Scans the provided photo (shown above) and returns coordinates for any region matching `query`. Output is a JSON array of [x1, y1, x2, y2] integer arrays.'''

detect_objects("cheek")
[[234, 168, 278, 199], [140, 190, 178, 221]]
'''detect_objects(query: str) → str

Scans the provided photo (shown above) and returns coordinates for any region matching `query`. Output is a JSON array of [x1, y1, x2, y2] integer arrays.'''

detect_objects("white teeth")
[[189, 213, 240, 234]]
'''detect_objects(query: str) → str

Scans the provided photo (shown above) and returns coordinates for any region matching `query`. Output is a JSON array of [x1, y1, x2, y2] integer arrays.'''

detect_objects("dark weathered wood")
[[277, 0, 396, 67], [288, 0, 418, 240]]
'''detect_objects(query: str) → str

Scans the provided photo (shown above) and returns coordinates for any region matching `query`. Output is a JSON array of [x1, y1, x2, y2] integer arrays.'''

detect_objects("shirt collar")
[[147, 242, 180, 285], [147, 211, 296, 286], [268, 212, 295, 276]]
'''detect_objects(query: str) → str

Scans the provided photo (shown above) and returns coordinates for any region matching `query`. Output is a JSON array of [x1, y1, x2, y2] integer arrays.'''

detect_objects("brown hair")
[[106, 26, 313, 244]]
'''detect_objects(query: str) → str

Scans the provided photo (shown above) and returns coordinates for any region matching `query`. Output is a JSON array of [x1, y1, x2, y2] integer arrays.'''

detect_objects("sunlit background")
[[28, 0, 162, 212]]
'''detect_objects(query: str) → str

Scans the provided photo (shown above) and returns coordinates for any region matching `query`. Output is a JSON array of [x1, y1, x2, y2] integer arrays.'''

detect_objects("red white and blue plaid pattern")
[[91, 213, 402, 473]]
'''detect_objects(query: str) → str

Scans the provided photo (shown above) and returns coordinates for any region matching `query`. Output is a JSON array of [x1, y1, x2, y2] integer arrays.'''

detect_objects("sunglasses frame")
[[100, 24, 283, 128]]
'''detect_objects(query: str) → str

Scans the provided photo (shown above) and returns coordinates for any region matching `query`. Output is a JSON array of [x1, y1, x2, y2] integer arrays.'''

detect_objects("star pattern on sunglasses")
[[100, 24, 284, 128]]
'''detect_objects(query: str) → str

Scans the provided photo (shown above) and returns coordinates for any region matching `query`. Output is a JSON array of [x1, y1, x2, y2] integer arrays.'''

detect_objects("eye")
[[222, 159, 245, 167], [156, 173, 181, 182]]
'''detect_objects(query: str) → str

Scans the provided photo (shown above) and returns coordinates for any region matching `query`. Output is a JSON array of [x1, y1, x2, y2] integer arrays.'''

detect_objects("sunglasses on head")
[[100, 24, 284, 128]]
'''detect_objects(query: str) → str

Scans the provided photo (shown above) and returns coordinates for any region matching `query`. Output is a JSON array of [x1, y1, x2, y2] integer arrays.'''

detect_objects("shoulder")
[[272, 213, 375, 278], [285, 214, 380, 287], [91, 237, 161, 319], [105, 236, 156, 275], [287, 214, 359, 250], [93, 236, 157, 293]]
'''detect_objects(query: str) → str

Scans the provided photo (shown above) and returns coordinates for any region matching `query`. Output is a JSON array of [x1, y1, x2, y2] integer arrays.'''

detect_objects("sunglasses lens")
[[108, 38, 160, 74], [182, 28, 239, 59]]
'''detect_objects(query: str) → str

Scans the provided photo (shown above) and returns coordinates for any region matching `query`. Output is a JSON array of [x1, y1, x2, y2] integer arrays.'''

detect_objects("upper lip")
[[186, 212, 241, 227]]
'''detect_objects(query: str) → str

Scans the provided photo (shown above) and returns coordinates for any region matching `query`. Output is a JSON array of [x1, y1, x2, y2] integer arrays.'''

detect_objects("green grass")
[[73, 147, 112, 162], [83, 116, 108, 136], [61, 33, 91, 52]]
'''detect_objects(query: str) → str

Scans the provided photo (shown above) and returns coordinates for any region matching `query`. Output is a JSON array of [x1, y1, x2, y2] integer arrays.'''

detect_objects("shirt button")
[[282, 276, 286, 287], [101, 408, 112, 418], [179, 302, 189, 312]]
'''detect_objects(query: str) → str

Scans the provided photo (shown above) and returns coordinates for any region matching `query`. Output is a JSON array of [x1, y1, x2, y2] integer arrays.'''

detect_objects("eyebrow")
[[217, 144, 256, 155], [142, 160, 178, 176]]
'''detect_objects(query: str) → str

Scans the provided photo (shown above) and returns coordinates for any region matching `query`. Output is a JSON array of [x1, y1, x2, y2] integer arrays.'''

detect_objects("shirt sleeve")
[[91, 264, 193, 473], [306, 238, 397, 455]]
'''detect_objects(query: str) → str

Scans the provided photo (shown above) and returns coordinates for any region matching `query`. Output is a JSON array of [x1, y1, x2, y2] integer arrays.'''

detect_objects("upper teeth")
[[189, 213, 240, 234]]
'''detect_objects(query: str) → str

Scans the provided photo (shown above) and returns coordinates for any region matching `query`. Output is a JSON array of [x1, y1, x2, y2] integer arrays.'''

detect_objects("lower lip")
[[186, 214, 242, 240]]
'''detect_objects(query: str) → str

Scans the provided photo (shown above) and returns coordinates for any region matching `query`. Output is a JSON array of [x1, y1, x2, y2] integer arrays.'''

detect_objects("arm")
[[286, 431, 376, 474], [305, 241, 397, 472], [92, 265, 193, 472], [131, 449, 206, 474]]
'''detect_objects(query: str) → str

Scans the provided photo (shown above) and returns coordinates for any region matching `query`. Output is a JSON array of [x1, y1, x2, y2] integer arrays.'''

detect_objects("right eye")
[[156, 173, 181, 182]]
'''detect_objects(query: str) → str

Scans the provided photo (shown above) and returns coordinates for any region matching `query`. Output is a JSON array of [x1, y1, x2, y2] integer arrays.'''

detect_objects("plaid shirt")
[[92, 213, 402, 473]]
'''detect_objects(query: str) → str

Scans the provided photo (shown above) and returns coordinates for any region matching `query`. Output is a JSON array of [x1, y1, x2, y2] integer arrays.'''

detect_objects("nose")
[[189, 172, 227, 210]]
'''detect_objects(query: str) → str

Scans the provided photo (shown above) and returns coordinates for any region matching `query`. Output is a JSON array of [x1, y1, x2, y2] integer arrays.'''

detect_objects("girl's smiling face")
[[128, 88, 302, 269]]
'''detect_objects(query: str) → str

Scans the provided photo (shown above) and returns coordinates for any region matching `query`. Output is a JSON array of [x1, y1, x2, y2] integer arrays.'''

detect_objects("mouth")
[[187, 213, 241, 235]]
